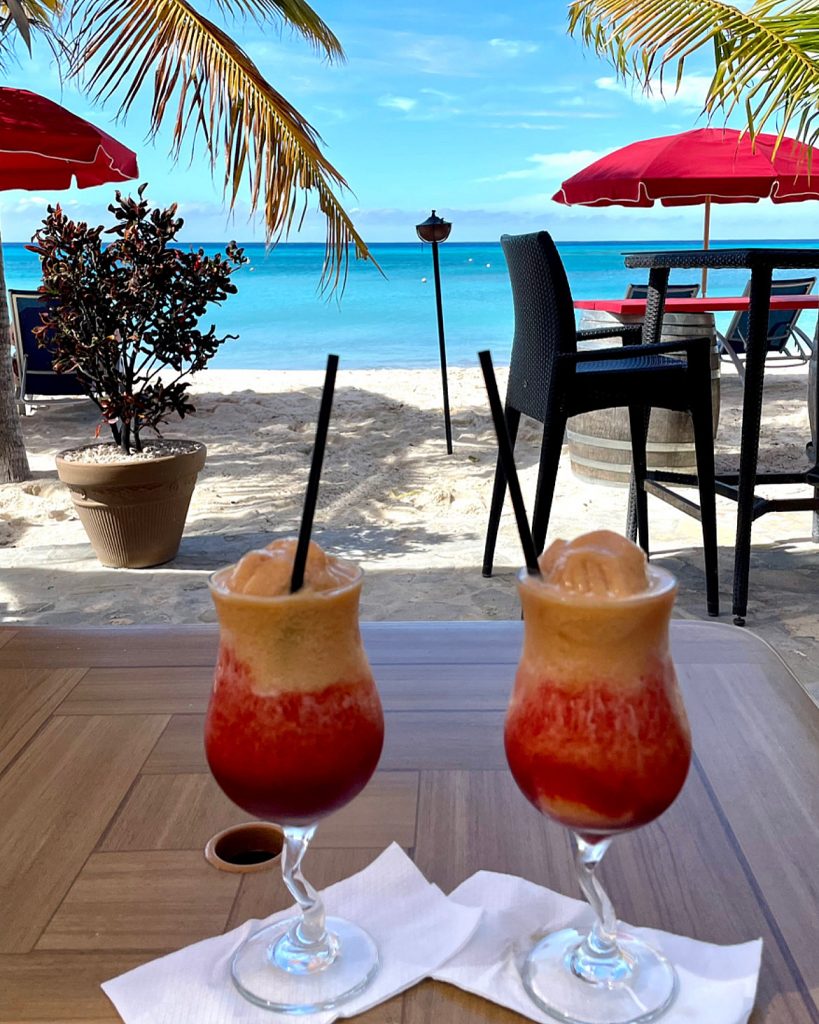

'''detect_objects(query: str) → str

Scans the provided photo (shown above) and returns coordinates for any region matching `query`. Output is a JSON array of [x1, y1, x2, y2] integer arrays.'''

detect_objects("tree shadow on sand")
[[163, 384, 503, 557]]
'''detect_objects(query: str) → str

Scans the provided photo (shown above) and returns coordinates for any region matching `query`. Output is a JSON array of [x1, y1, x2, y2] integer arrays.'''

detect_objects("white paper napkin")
[[103, 843, 483, 1024], [434, 871, 762, 1024]]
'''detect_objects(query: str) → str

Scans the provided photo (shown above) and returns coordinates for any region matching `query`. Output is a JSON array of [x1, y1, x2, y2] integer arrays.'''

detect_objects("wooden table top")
[[1, 619, 818, 1024]]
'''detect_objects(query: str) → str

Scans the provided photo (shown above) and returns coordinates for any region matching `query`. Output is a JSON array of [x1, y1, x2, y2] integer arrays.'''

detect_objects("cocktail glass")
[[506, 563, 691, 1024], [205, 559, 384, 1013]]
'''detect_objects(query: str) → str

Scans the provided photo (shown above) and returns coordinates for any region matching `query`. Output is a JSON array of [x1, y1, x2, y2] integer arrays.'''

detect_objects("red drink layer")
[[205, 647, 384, 822], [505, 665, 691, 835]]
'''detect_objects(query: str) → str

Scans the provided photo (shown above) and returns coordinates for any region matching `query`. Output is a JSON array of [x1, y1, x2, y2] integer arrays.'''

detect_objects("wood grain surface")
[[0, 620, 816, 1023]]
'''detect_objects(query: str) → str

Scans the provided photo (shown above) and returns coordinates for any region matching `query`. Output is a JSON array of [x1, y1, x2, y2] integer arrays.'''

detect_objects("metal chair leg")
[[732, 265, 772, 626], [531, 410, 567, 557], [627, 405, 650, 555], [691, 397, 720, 617], [482, 405, 521, 577]]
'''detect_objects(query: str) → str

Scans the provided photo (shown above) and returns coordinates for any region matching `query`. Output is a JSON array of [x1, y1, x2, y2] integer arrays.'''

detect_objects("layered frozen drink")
[[206, 538, 384, 824], [505, 529, 691, 836]]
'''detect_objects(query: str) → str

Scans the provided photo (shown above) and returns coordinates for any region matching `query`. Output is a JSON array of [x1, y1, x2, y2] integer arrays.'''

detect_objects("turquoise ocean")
[[5, 240, 819, 369]]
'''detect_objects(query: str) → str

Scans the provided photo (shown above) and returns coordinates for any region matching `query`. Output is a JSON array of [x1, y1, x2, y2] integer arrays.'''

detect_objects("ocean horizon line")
[[5, 237, 819, 248], [6, 236, 819, 371]]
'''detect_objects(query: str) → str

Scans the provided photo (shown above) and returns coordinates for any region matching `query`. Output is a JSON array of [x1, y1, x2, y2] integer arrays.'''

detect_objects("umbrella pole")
[[701, 198, 711, 296]]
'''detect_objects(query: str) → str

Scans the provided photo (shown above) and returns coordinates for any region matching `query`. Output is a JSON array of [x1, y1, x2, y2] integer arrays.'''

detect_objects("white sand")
[[1, 363, 818, 695]]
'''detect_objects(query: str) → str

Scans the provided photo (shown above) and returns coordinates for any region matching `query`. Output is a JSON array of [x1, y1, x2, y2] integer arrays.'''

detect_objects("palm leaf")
[[205, 0, 343, 60], [0, 0, 63, 59], [5, 0, 34, 46], [568, 0, 819, 148], [71, 0, 372, 291]]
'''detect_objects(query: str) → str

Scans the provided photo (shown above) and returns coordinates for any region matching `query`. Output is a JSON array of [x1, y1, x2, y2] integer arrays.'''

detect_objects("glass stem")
[[282, 824, 326, 947], [571, 833, 633, 984]]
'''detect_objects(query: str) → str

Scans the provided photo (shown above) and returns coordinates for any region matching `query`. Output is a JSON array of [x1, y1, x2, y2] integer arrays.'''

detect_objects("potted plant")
[[29, 184, 247, 568]]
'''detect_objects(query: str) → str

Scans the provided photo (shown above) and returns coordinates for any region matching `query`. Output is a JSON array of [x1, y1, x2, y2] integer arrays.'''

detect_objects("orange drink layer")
[[505, 533, 691, 837], [205, 541, 384, 825]]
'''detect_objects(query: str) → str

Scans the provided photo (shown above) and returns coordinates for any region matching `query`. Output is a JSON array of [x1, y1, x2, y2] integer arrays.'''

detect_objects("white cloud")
[[378, 95, 417, 112], [488, 108, 613, 121], [595, 73, 712, 111], [394, 34, 484, 76], [420, 87, 458, 102], [487, 122, 561, 132], [382, 30, 540, 76], [477, 149, 606, 183], [313, 105, 350, 122], [488, 38, 539, 58], [484, 191, 567, 214], [376, 90, 465, 122], [10, 195, 51, 211], [516, 84, 579, 96]]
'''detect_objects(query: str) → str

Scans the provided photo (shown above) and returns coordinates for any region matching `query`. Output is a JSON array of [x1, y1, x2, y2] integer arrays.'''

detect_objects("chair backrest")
[[723, 277, 816, 351], [625, 282, 699, 299], [500, 231, 576, 422], [8, 290, 84, 396]]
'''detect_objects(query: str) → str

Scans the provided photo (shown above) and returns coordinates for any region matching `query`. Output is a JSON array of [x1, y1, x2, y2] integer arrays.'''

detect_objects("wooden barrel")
[[567, 310, 721, 488]]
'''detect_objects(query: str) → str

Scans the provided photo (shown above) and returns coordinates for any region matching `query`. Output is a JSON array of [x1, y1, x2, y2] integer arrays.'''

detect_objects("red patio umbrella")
[[0, 88, 138, 188], [0, 88, 138, 483], [553, 127, 819, 292]]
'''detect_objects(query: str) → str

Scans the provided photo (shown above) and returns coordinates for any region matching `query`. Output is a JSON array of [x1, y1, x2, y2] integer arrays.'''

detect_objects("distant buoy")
[[421, 277, 427, 283], [485, 263, 491, 268], [249, 267, 255, 272], [468, 258, 473, 263]]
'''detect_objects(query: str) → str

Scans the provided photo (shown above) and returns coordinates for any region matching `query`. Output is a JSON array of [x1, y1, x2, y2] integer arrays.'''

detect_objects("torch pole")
[[431, 239, 453, 455]]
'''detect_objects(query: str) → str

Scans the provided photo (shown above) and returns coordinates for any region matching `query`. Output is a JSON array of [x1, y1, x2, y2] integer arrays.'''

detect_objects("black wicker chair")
[[482, 230, 719, 616]]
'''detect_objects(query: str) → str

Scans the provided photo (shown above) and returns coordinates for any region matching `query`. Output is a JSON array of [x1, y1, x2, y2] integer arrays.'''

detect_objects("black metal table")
[[625, 248, 819, 625]]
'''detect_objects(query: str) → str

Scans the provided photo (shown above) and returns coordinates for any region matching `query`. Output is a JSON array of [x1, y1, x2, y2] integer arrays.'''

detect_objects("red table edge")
[[574, 295, 819, 314]]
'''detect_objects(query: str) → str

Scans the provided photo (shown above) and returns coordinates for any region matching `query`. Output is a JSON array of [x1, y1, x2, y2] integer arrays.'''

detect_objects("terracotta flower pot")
[[55, 441, 207, 568]]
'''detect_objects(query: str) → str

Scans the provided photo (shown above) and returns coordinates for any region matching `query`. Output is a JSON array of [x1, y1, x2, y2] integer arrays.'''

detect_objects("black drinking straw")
[[290, 354, 339, 593], [478, 350, 542, 577]]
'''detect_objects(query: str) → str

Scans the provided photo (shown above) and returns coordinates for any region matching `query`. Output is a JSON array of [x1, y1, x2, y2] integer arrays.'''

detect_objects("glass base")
[[231, 915, 379, 1014], [521, 927, 678, 1024]]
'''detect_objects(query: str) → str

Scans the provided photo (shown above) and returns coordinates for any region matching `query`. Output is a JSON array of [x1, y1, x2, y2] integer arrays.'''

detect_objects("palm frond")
[[71, 0, 372, 291], [5, 0, 34, 47], [0, 0, 63, 59], [568, 0, 819, 147], [205, 0, 343, 61]]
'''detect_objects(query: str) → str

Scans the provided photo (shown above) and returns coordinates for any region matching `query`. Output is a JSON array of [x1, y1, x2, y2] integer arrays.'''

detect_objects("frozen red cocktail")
[[205, 539, 384, 825], [505, 529, 691, 836]]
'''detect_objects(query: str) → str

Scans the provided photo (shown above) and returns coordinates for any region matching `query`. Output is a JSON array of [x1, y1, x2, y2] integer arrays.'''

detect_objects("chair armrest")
[[576, 325, 643, 343], [560, 336, 713, 365], [791, 325, 815, 351]]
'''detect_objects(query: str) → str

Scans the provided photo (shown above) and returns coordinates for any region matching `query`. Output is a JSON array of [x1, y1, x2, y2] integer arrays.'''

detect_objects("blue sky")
[[1, 0, 816, 243]]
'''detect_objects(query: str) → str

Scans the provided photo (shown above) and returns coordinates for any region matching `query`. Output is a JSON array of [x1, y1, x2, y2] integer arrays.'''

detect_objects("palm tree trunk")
[[0, 225, 31, 482]]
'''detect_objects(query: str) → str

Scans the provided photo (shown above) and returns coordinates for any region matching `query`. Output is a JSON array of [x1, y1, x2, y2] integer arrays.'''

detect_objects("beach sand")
[[1, 364, 817, 701]]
